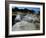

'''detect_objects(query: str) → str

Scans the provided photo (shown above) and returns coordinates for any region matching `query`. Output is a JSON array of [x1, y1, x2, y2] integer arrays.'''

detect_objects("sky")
[[12, 7, 40, 14]]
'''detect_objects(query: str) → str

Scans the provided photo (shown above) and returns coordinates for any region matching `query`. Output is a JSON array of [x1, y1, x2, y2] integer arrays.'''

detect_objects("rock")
[[12, 21, 37, 31]]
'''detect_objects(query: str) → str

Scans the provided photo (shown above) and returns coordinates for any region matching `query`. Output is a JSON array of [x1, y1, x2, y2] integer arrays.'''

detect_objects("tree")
[[31, 10, 35, 14], [12, 8, 16, 12], [24, 8, 28, 13], [15, 7, 19, 11], [19, 9, 24, 12], [38, 11, 40, 15], [12, 7, 19, 12]]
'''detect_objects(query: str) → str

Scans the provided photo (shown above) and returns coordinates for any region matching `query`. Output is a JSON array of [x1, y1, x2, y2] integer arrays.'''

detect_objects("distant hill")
[[12, 7, 40, 15]]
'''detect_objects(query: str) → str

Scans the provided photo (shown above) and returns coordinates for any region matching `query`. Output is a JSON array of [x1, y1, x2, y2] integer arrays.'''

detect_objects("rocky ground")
[[12, 14, 40, 31]]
